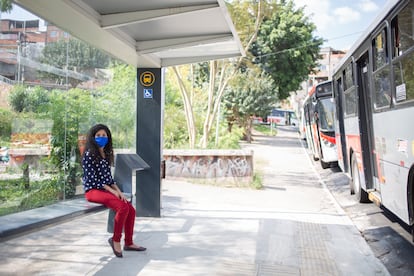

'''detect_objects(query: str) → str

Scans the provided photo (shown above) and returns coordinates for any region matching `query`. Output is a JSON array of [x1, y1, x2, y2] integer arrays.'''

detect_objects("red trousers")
[[85, 189, 136, 245]]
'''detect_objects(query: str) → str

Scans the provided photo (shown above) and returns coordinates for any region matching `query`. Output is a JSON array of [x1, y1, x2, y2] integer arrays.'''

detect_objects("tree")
[[40, 39, 112, 87], [251, 0, 324, 100], [48, 88, 94, 198], [171, 0, 275, 148], [224, 67, 277, 143], [95, 64, 136, 148], [0, 0, 12, 13], [8, 85, 50, 113], [172, 66, 197, 148]]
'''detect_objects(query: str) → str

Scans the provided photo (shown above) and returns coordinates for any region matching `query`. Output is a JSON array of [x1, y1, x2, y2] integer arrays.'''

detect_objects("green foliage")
[[253, 124, 277, 136], [164, 77, 243, 150], [47, 88, 94, 198], [95, 64, 136, 148], [227, 0, 279, 47], [224, 68, 277, 140], [250, 172, 263, 190], [8, 85, 27, 112], [8, 85, 50, 113], [164, 105, 188, 149], [40, 39, 112, 87], [0, 0, 12, 13], [19, 178, 59, 209], [210, 124, 243, 149], [0, 177, 59, 216], [251, 0, 323, 99], [191, 63, 210, 89], [0, 108, 12, 141]]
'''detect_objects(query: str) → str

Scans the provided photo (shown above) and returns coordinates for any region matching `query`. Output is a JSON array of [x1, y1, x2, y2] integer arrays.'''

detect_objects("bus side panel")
[[372, 109, 412, 224], [335, 132, 345, 171], [305, 120, 318, 159], [311, 122, 320, 159], [320, 141, 338, 163]]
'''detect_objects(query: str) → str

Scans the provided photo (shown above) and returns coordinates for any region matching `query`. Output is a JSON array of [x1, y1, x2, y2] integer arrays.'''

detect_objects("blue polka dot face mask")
[[95, 136, 108, 148]]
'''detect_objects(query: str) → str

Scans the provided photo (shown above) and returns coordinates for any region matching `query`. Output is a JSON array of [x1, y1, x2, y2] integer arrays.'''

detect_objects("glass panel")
[[344, 88, 357, 116], [318, 98, 335, 131], [373, 29, 388, 71], [393, 50, 414, 102], [0, 5, 136, 216], [344, 63, 353, 91], [392, 1, 414, 57], [373, 67, 391, 108]]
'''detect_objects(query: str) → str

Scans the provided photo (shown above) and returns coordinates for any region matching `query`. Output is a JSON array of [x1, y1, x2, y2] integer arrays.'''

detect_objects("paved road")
[[0, 126, 390, 275]]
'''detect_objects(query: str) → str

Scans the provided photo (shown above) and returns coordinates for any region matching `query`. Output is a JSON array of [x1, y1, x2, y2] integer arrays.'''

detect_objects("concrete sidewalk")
[[0, 127, 389, 275]]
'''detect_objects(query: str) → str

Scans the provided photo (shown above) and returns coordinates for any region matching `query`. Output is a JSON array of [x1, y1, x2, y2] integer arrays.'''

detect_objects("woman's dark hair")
[[83, 124, 114, 165]]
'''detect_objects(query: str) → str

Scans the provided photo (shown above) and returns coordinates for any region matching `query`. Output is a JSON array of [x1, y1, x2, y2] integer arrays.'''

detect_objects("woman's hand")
[[105, 183, 128, 202], [117, 191, 128, 202]]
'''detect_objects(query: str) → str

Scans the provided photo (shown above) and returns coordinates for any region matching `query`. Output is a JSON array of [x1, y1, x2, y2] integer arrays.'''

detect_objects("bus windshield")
[[318, 98, 335, 131]]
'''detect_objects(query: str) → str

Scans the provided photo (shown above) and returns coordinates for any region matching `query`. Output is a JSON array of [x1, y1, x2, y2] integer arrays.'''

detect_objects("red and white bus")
[[333, 0, 413, 235], [303, 80, 337, 169]]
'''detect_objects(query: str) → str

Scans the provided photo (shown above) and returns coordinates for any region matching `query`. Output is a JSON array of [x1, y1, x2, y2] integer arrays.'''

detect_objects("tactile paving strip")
[[298, 222, 339, 276]]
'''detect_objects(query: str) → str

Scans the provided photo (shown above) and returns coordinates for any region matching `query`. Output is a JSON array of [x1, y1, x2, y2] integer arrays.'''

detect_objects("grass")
[[250, 172, 263, 189], [253, 124, 277, 136]]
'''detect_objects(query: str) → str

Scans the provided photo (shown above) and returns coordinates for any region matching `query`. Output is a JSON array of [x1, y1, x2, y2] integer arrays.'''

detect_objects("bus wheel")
[[351, 155, 370, 203]]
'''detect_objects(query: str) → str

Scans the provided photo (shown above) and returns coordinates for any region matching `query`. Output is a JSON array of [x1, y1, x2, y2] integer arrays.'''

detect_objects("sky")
[[293, 0, 388, 50], [2, 0, 389, 51]]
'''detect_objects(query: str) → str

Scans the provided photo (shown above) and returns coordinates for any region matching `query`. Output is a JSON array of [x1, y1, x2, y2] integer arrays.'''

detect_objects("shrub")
[[0, 108, 12, 141], [19, 178, 60, 209]]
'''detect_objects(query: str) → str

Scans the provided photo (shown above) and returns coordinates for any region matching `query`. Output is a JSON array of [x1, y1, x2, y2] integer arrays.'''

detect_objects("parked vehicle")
[[302, 81, 337, 169], [267, 108, 298, 126], [332, 0, 413, 237]]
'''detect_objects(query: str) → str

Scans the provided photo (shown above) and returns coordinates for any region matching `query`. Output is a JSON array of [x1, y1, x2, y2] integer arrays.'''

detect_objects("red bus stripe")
[[320, 132, 336, 145]]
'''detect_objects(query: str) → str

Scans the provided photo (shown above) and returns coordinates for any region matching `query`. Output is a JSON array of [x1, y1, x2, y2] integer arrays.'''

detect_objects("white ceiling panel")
[[14, 0, 244, 68]]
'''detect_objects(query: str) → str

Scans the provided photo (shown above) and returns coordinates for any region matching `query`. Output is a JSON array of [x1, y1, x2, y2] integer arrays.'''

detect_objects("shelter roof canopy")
[[15, 0, 244, 68]]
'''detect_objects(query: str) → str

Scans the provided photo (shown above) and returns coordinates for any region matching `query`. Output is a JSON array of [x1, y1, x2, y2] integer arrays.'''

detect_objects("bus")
[[332, 0, 414, 234], [302, 80, 337, 169], [267, 108, 298, 126]]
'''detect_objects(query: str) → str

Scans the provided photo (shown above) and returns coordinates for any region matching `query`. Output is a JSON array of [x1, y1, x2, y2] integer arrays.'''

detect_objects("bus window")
[[393, 55, 414, 102], [373, 67, 391, 108], [344, 88, 357, 116], [392, 1, 414, 57], [373, 29, 388, 70], [344, 63, 353, 91], [392, 1, 414, 103], [318, 98, 335, 131], [372, 28, 391, 109]]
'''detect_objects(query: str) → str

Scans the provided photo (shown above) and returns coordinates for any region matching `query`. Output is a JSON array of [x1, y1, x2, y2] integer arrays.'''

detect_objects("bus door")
[[356, 52, 377, 191]]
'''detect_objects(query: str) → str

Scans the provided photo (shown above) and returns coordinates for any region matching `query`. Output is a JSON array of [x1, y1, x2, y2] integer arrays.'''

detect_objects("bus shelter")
[[14, 0, 244, 217]]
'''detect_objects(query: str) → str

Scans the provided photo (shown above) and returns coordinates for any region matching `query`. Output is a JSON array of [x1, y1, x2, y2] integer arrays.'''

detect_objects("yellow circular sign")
[[140, 71, 155, 87]]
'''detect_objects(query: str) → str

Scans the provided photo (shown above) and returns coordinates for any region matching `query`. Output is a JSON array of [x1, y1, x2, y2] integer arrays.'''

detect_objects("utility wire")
[[246, 30, 365, 60]]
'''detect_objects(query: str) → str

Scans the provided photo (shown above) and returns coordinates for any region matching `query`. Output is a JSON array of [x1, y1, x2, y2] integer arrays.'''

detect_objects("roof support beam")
[[136, 34, 233, 54], [101, 4, 218, 29]]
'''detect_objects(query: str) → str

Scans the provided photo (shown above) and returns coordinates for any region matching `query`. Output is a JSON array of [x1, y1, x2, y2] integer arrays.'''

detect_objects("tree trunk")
[[173, 67, 196, 148], [22, 163, 30, 189], [180, 1, 265, 148], [246, 117, 253, 143]]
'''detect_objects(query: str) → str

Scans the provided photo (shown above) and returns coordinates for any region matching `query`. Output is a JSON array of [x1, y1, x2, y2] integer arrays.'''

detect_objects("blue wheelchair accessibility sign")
[[143, 89, 153, 99]]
